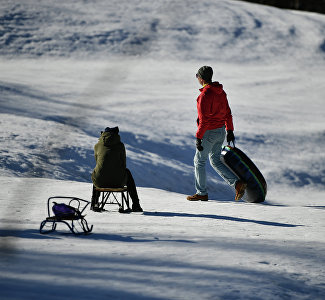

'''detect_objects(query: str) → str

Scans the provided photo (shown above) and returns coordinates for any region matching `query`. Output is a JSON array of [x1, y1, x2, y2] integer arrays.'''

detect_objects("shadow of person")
[[143, 211, 301, 227]]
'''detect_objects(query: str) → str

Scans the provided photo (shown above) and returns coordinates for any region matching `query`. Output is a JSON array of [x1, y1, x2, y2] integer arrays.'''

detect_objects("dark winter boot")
[[186, 194, 208, 201], [132, 202, 143, 212]]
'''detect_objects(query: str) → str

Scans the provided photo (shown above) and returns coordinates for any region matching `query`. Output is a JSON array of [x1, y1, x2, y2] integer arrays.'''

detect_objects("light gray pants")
[[194, 127, 238, 195]]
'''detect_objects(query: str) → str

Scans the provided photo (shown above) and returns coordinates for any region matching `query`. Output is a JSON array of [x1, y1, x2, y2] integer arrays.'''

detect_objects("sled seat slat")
[[95, 187, 127, 192]]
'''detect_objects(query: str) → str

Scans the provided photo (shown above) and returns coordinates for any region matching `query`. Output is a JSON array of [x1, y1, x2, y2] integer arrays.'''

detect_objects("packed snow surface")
[[0, 0, 324, 299]]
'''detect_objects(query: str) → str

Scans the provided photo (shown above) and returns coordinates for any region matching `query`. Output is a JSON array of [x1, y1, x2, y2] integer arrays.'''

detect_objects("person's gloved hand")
[[196, 138, 203, 151], [226, 130, 235, 143]]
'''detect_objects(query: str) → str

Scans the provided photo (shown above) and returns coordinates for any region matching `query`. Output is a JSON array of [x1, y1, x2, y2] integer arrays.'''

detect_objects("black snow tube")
[[220, 145, 267, 203]]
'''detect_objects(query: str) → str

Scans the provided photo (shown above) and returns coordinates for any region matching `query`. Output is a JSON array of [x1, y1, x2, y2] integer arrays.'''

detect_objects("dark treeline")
[[238, 0, 325, 14]]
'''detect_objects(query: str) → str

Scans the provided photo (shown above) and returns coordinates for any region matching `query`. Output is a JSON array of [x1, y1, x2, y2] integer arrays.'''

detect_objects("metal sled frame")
[[95, 187, 131, 213], [40, 196, 93, 235]]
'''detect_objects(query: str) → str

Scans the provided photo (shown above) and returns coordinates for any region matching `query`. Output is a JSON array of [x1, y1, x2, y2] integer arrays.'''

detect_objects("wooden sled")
[[92, 186, 131, 213]]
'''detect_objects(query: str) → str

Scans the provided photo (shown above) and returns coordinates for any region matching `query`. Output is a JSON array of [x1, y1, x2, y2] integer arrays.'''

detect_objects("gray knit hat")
[[196, 66, 213, 82]]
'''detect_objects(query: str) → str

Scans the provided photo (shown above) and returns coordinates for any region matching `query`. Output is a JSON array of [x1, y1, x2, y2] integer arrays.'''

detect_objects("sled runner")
[[220, 144, 267, 203], [92, 186, 131, 213], [40, 196, 93, 235]]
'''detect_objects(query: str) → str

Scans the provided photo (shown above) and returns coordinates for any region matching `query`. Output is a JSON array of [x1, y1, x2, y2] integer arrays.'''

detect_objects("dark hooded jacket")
[[91, 131, 127, 188], [196, 81, 234, 139]]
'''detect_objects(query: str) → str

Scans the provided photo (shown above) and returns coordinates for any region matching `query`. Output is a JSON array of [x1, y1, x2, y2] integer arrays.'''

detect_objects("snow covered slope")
[[1, 0, 325, 62], [0, 0, 324, 299], [0, 176, 324, 300], [1, 0, 324, 199]]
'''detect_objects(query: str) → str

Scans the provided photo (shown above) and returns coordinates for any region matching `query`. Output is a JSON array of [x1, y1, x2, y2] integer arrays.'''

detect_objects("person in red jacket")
[[187, 66, 246, 201]]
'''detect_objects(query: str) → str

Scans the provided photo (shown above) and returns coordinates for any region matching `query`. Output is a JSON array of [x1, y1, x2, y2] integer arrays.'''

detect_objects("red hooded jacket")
[[196, 82, 234, 139]]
